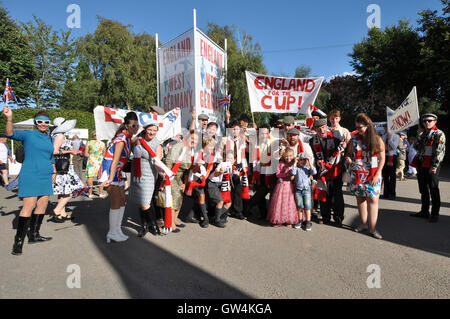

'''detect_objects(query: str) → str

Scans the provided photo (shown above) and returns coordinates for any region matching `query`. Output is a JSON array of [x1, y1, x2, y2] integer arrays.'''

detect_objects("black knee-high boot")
[[28, 214, 52, 243], [198, 203, 209, 228], [12, 216, 31, 255], [137, 208, 149, 237], [147, 206, 161, 236]]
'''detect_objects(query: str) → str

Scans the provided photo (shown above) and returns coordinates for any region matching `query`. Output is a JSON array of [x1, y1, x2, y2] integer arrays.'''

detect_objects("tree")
[[21, 15, 76, 108], [349, 20, 423, 104], [77, 17, 157, 111], [59, 59, 100, 111], [0, 5, 36, 105], [417, 0, 450, 116]]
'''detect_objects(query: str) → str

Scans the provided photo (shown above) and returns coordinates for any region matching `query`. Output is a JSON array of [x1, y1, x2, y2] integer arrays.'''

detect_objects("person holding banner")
[[345, 113, 385, 239], [100, 112, 139, 243], [130, 119, 164, 237], [3, 107, 56, 255], [410, 114, 446, 223], [381, 125, 400, 200]]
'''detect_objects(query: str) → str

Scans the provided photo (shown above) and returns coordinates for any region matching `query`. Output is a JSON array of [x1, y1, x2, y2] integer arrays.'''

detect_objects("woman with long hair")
[[49, 117, 84, 223], [3, 107, 56, 255], [345, 113, 385, 239], [84, 130, 106, 198], [100, 112, 139, 243], [130, 119, 164, 237]]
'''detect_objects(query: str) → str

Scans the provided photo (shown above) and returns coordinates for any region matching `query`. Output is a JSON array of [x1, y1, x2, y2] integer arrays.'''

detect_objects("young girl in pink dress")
[[267, 148, 299, 226]]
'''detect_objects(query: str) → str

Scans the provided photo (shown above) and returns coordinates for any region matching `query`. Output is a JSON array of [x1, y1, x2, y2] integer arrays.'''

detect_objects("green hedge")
[[0, 107, 96, 134]]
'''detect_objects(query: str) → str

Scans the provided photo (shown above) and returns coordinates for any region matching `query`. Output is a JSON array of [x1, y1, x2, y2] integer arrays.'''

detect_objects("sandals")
[[47, 211, 66, 223]]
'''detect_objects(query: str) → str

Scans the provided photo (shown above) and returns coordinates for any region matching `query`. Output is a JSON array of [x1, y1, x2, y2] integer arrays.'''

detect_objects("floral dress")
[[85, 140, 106, 179], [53, 136, 85, 195]]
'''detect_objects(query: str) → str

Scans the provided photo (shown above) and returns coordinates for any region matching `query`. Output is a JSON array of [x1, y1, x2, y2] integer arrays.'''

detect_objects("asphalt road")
[[0, 171, 449, 299]]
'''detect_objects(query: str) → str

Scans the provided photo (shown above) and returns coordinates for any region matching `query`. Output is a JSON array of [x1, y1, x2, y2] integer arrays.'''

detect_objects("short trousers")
[[0, 163, 7, 170], [206, 180, 223, 206], [294, 188, 312, 210], [193, 186, 205, 197]]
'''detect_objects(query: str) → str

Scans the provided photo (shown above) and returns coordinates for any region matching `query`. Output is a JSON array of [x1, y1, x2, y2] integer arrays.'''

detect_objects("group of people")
[[2, 104, 446, 255]]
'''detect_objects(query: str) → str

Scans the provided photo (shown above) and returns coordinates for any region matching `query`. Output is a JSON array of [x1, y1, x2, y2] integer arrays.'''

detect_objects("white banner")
[[194, 29, 226, 133], [245, 71, 324, 114], [93, 106, 181, 142], [387, 87, 420, 133], [158, 30, 196, 129]]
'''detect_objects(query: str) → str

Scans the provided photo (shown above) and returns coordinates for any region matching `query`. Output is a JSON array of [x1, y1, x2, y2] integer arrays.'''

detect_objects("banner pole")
[[155, 33, 160, 108]]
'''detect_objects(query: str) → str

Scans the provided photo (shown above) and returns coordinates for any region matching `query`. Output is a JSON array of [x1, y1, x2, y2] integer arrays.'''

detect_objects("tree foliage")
[[21, 15, 76, 108], [76, 17, 157, 111], [0, 5, 35, 105]]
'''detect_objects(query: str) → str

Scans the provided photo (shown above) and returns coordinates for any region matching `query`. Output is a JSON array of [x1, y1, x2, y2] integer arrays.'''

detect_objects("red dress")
[[267, 162, 299, 225]]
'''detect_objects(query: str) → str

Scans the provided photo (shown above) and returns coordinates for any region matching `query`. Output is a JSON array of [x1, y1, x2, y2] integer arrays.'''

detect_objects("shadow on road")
[[51, 197, 251, 299]]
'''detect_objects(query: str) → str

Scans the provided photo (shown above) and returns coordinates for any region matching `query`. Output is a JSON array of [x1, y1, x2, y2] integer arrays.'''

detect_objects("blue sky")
[[2, 0, 445, 80]]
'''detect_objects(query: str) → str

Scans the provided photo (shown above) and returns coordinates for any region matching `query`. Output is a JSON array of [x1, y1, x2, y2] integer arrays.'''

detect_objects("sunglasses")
[[35, 120, 50, 125], [128, 124, 139, 129], [355, 125, 366, 130], [422, 119, 435, 123]]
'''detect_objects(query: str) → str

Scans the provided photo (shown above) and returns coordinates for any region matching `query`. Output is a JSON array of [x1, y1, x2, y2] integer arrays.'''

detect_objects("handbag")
[[54, 153, 70, 174]]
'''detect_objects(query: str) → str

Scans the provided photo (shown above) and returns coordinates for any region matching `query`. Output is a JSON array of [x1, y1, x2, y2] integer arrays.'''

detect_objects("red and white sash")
[[219, 162, 233, 203]]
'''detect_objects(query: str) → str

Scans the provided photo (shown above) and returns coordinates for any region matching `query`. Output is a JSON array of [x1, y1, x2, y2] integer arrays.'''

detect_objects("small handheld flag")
[[2, 78, 17, 103]]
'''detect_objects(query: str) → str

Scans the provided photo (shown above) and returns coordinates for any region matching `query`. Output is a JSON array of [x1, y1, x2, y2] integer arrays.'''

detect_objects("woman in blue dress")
[[3, 106, 56, 255]]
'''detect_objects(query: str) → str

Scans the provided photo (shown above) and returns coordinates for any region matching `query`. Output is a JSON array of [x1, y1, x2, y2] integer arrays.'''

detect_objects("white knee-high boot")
[[116, 206, 128, 240], [107, 208, 127, 243]]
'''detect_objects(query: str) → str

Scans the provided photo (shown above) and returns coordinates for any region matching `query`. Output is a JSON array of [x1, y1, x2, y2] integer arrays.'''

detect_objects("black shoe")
[[213, 208, 226, 228], [176, 223, 186, 228], [200, 219, 209, 228], [429, 215, 439, 223], [333, 217, 343, 228], [410, 211, 429, 219], [184, 208, 200, 223], [234, 213, 246, 220], [28, 214, 52, 243], [172, 228, 181, 233], [388, 195, 396, 200]]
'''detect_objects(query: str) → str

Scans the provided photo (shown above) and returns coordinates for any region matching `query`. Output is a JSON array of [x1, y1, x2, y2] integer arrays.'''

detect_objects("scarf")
[[133, 138, 174, 181], [227, 136, 250, 199], [220, 162, 233, 203], [410, 125, 437, 169], [311, 131, 343, 180], [185, 151, 214, 196], [252, 135, 274, 186], [352, 133, 378, 185]]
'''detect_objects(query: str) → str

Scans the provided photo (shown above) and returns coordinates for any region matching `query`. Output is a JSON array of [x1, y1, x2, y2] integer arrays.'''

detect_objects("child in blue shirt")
[[290, 152, 317, 231]]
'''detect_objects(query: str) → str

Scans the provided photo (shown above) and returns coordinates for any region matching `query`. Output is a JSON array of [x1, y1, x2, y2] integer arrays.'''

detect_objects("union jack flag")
[[218, 95, 231, 107], [2, 78, 17, 102], [72, 186, 91, 198]]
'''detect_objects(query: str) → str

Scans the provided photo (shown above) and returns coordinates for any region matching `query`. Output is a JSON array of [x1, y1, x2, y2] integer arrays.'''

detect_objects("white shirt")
[[0, 143, 8, 164]]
